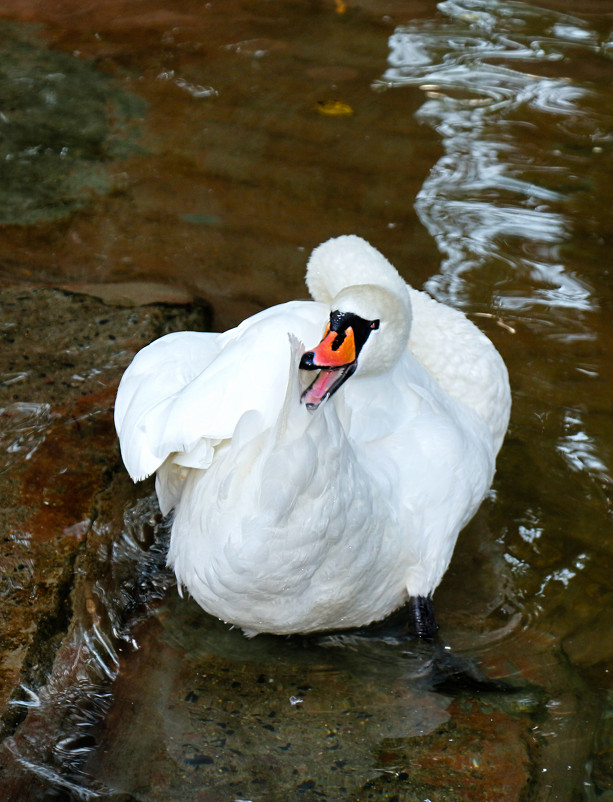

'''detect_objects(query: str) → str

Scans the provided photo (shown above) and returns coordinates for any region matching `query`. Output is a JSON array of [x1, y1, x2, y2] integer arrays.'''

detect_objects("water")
[[1, 0, 613, 798]]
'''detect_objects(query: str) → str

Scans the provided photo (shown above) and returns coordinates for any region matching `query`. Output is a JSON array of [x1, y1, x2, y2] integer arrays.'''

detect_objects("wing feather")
[[114, 301, 326, 482]]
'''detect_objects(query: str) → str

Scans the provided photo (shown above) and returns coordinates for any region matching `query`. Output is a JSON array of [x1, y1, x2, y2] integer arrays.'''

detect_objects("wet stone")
[[0, 284, 210, 796]]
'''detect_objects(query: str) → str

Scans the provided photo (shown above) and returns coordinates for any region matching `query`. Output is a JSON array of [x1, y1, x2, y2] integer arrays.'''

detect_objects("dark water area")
[[1, 0, 613, 799]]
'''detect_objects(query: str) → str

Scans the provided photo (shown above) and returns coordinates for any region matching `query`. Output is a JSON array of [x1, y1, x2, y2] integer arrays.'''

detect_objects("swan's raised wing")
[[114, 330, 221, 480], [115, 300, 326, 482]]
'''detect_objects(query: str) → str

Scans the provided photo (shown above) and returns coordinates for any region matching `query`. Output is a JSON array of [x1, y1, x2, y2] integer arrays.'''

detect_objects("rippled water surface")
[[1, 0, 613, 799]]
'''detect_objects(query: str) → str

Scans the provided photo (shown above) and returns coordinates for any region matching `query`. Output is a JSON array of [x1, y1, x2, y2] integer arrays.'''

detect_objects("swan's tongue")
[[301, 369, 337, 409], [301, 363, 356, 410]]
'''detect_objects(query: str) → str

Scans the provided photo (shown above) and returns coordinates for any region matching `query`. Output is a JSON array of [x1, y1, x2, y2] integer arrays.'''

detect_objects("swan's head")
[[300, 236, 412, 409], [300, 282, 411, 410]]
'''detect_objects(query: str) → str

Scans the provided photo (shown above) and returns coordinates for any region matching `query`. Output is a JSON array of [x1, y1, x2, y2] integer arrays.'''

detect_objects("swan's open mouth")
[[299, 310, 379, 410], [300, 362, 356, 410]]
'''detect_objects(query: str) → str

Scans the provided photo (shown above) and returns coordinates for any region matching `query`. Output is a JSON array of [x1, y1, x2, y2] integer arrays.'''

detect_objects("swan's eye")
[[324, 310, 379, 360]]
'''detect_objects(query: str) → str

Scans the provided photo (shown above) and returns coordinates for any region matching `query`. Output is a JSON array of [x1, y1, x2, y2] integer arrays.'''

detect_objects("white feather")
[[115, 236, 510, 635]]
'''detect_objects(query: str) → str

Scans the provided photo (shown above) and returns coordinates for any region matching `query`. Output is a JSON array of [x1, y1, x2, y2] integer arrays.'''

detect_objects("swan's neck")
[[306, 235, 408, 307]]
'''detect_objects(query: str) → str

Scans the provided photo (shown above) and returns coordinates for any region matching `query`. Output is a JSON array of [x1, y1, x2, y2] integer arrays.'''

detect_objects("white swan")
[[115, 236, 510, 637]]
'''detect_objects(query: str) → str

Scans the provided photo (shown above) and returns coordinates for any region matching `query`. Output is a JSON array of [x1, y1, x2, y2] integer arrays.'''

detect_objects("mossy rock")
[[0, 22, 146, 225]]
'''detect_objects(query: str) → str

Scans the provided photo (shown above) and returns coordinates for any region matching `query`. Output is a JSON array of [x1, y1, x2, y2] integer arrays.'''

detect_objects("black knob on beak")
[[299, 351, 317, 370]]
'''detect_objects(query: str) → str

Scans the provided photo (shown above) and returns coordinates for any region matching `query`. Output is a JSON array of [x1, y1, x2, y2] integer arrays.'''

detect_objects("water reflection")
[[378, 3, 613, 795], [559, 408, 611, 485], [0, 401, 53, 469], [376, 0, 605, 317], [155, 69, 219, 100]]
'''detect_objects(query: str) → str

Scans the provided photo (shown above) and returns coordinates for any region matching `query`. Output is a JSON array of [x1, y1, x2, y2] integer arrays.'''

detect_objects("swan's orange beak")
[[299, 313, 379, 410], [303, 323, 356, 368]]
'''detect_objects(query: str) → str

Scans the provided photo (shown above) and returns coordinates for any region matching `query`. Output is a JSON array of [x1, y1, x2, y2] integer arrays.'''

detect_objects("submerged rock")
[[0, 22, 145, 226]]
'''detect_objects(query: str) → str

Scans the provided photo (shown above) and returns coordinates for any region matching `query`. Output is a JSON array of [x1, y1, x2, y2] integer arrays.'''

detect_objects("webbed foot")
[[425, 642, 515, 694]]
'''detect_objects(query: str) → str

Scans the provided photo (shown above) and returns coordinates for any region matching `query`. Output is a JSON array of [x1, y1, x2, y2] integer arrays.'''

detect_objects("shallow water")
[[1, 0, 613, 798]]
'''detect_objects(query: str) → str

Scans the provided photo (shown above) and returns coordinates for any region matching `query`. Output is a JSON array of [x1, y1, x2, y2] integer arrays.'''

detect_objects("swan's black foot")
[[314, 603, 536, 698], [340, 594, 440, 640], [401, 598, 511, 692], [406, 594, 439, 640], [382, 597, 517, 693], [427, 644, 515, 694]]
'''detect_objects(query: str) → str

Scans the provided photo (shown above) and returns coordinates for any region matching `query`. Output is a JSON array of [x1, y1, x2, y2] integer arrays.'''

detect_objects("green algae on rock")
[[0, 22, 146, 225]]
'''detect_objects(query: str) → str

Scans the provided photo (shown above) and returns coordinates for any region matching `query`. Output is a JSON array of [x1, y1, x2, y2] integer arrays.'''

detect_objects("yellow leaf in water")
[[316, 100, 354, 116], [334, 0, 347, 13]]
